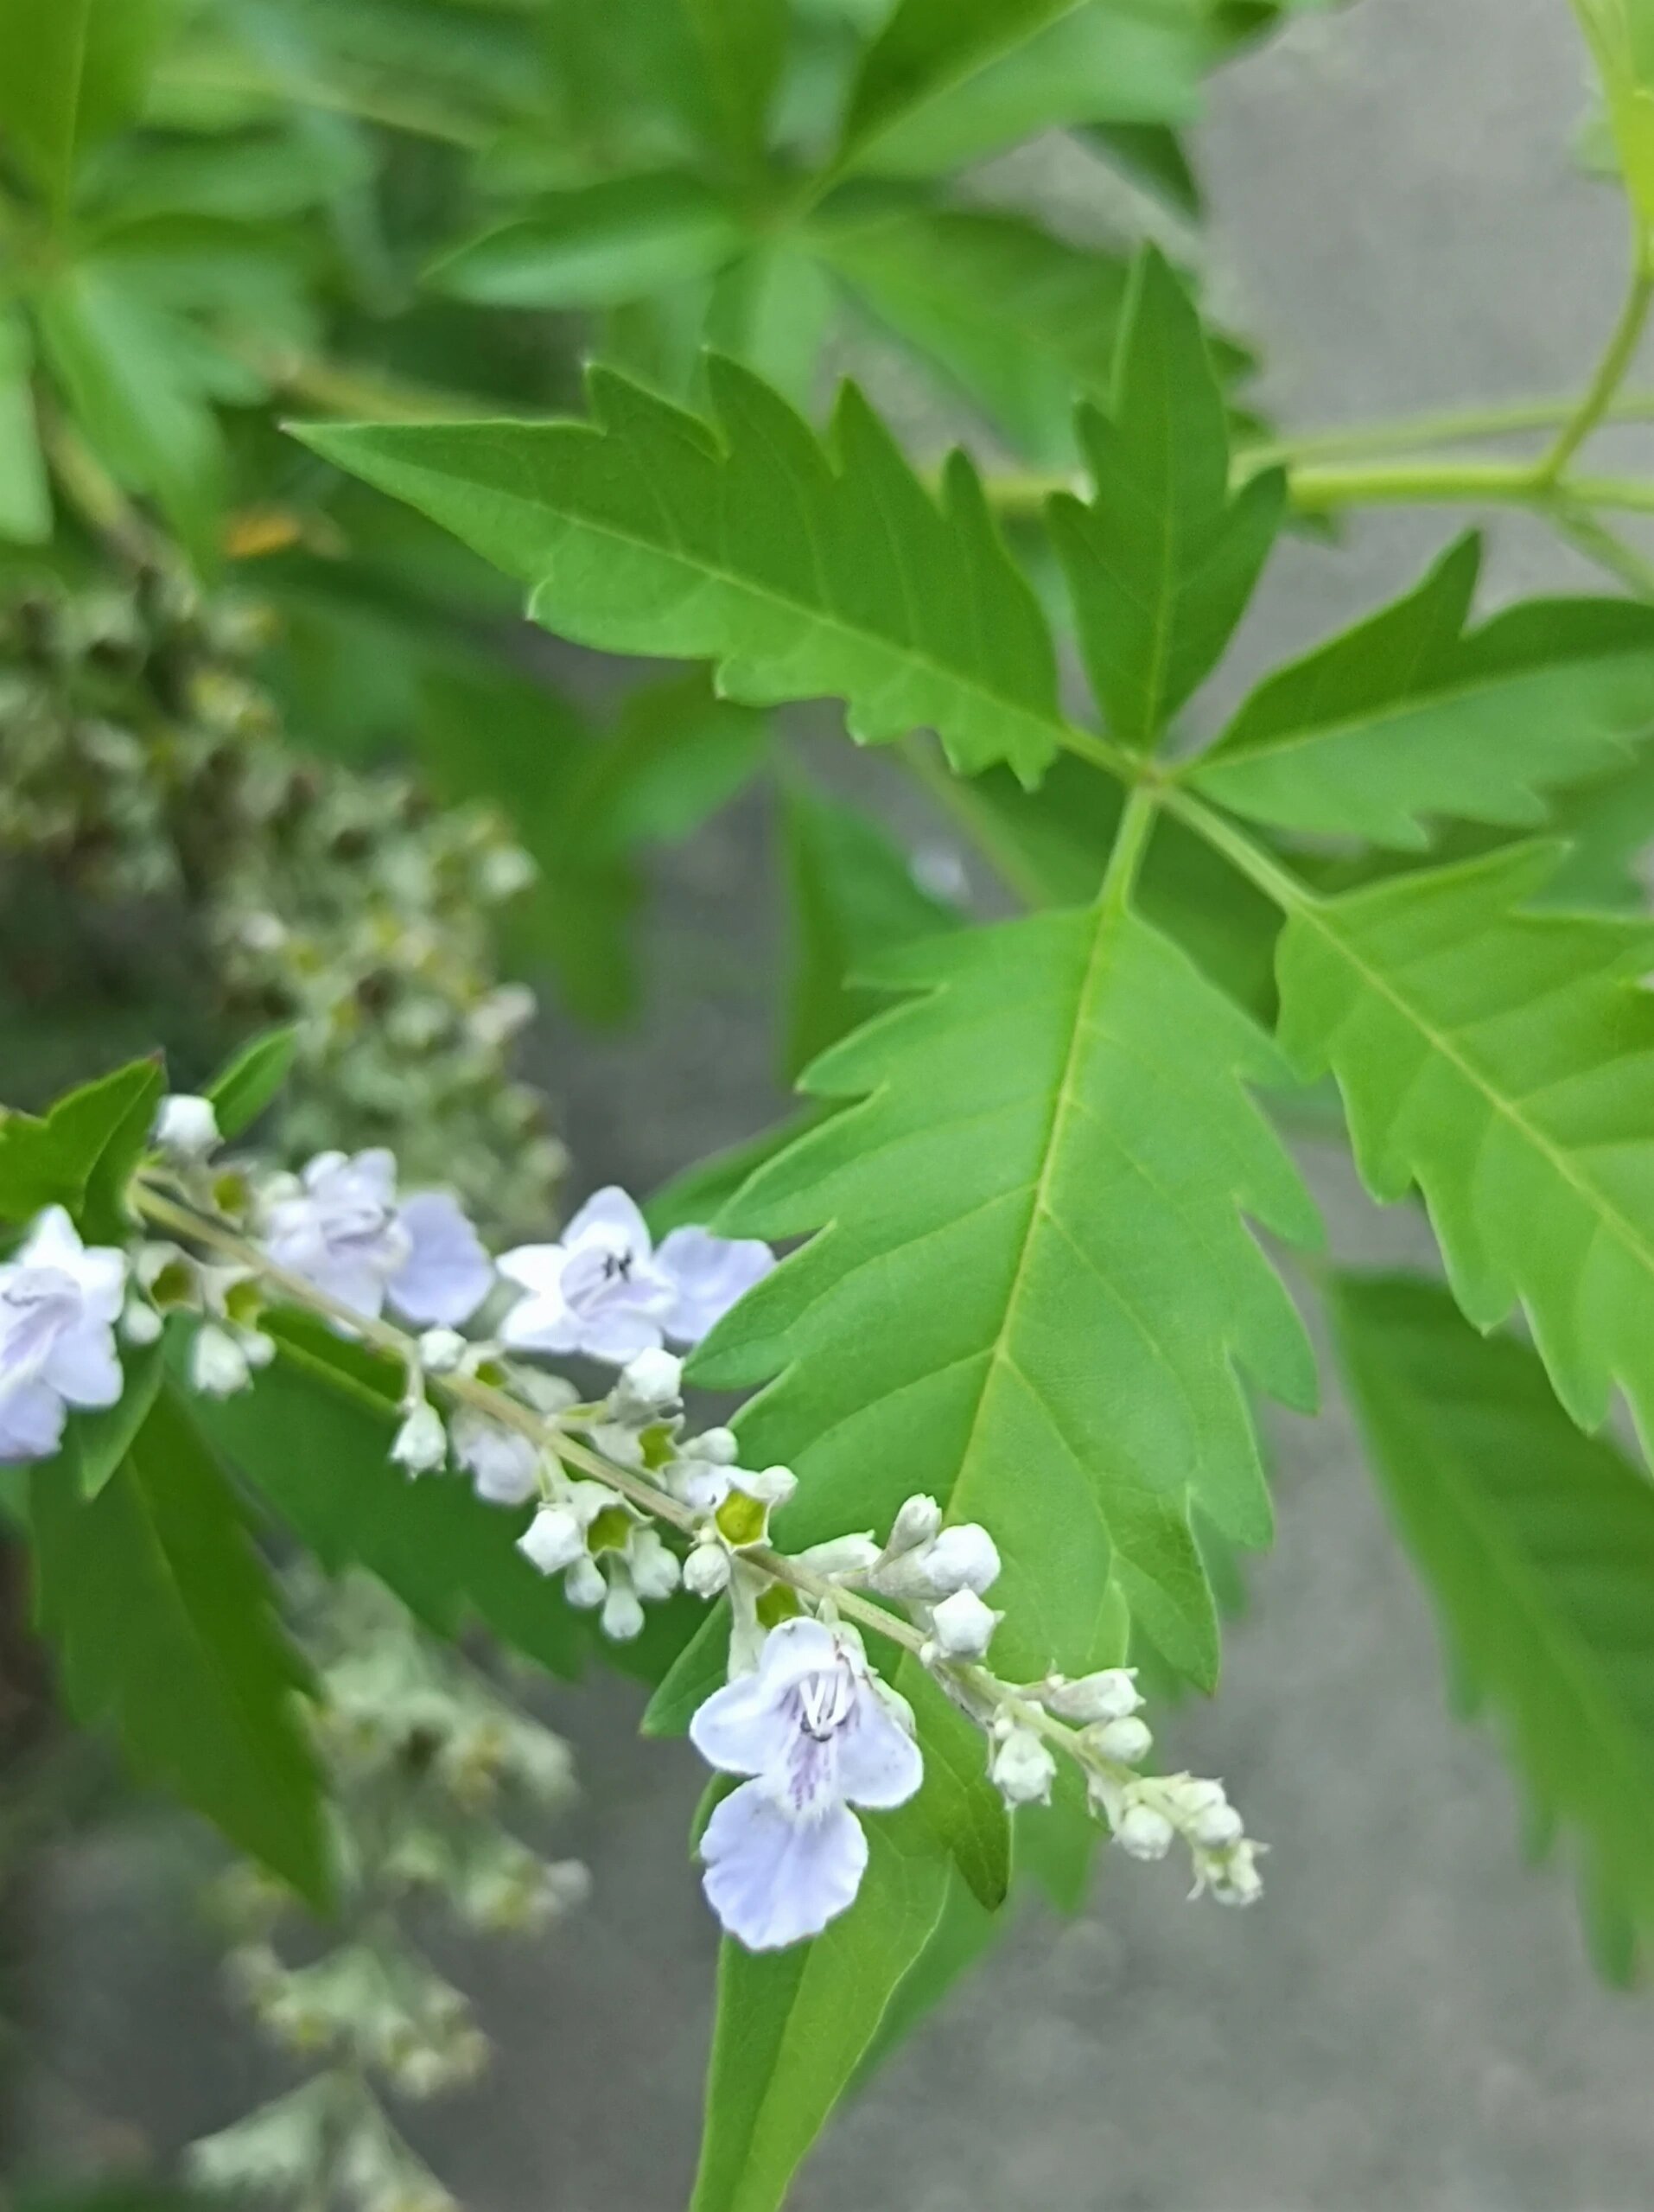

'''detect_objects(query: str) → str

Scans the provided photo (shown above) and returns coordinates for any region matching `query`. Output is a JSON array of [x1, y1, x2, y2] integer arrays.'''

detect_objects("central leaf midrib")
[[943, 900, 1129, 1578]]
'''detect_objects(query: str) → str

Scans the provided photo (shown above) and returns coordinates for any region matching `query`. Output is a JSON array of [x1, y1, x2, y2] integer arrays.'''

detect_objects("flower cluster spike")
[[16, 1106, 1268, 1956]]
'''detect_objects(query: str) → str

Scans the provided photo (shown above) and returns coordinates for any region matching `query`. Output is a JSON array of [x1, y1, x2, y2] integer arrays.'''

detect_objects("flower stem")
[[1534, 238, 1654, 487]]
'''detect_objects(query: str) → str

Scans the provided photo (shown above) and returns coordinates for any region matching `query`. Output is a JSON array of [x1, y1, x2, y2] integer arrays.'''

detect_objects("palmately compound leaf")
[[292, 358, 1066, 785], [1189, 532, 1654, 847], [1049, 247, 1282, 752], [695, 895, 1319, 1689], [28, 1384, 333, 1905], [1333, 1271, 1654, 1977], [1277, 840, 1654, 1455]]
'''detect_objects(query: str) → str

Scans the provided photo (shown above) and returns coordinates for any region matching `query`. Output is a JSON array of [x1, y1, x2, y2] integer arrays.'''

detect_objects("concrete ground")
[[17, 0, 1654, 2205]]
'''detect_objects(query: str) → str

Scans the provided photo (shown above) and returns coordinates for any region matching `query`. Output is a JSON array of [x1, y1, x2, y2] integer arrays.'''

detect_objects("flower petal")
[[390, 1192, 493, 1327], [837, 1683, 925, 1810], [303, 1259, 388, 1319], [499, 1295, 581, 1355], [701, 1781, 868, 1949], [497, 1244, 566, 1295], [563, 1186, 652, 1256], [576, 1304, 666, 1364], [0, 1380, 65, 1462], [41, 1322, 122, 1410], [690, 1673, 797, 1778], [656, 1227, 774, 1345], [19, 1207, 82, 1270]]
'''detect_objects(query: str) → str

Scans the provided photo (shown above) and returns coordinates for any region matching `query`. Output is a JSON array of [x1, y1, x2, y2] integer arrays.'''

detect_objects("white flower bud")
[[601, 1571, 646, 1642], [886, 1494, 942, 1556], [612, 1348, 683, 1422], [694, 1426, 739, 1465], [628, 1527, 682, 1603], [794, 1533, 881, 1579], [563, 1555, 607, 1610], [926, 1523, 1000, 1595], [1115, 1801, 1175, 1861], [1191, 1801, 1244, 1852], [741, 1465, 797, 1510], [518, 1505, 586, 1578], [190, 1323, 251, 1399], [417, 1327, 468, 1373], [1091, 1715, 1152, 1767], [875, 1520, 1001, 1601], [1038, 1667, 1142, 1725], [120, 1297, 163, 1347], [156, 1093, 220, 1157], [684, 1537, 732, 1600], [391, 1401, 448, 1476], [1205, 1838, 1263, 1907], [927, 1587, 1001, 1661], [990, 1724, 1056, 1807]]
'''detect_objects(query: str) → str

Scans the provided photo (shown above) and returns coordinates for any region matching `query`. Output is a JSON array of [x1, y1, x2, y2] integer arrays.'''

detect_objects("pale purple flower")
[[497, 1188, 675, 1365], [497, 1191, 773, 1367], [453, 1408, 540, 1506], [0, 1208, 126, 1463], [690, 1617, 923, 1951], [264, 1151, 490, 1328], [656, 1226, 775, 1346]]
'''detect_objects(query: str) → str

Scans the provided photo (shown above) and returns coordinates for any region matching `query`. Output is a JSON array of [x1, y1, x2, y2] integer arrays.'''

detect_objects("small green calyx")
[[754, 1584, 801, 1630], [586, 1505, 633, 1554], [715, 1489, 767, 1549]]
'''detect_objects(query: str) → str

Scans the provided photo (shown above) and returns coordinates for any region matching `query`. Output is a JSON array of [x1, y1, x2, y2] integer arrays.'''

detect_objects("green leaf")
[[1189, 533, 1654, 847], [1571, 0, 1654, 229], [1085, 118, 1202, 213], [0, 309, 51, 544], [1333, 1270, 1654, 1973], [429, 174, 746, 309], [207, 1025, 298, 1139], [0, 1058, 161, 1229], [0, 0, 177, 215], [1050, 247, 1282, 751], [195, 1318, 697, 1689], [36, 258, 223, 560], [645, 1110, 828, 1238], [779, 778, 959, 1081], [67, 1332, 167, 1500], [695, 895, 1319, 1688], [919, 746, 1282, 1020], [691, 1803, 954, 2212], [291, 357, 1066, 784], [684, 0, 786, 164], [837, 0, 1236, 178], [817, 199, 1130, 463], [1277, 840, 1654, 1455], [28, 1383, 332, 1904]]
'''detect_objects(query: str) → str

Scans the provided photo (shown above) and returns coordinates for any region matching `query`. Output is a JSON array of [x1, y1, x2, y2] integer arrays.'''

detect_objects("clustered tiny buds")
[[15, 1131, 1265, 1955]]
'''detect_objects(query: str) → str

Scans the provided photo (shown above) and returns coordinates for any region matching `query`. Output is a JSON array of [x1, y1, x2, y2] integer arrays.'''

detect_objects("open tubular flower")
[[0, 1208, 126, 1462], [690, 1617, 923, 1951], [263, 1151, 491, 1329], [497, 1188, 772, 1365]]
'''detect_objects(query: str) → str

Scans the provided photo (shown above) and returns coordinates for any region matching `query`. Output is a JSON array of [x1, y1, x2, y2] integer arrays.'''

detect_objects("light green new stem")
[[130, 1182, 1120, 1783], [1535, 233, 1654, 485]]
